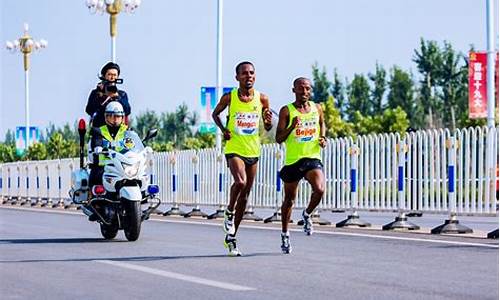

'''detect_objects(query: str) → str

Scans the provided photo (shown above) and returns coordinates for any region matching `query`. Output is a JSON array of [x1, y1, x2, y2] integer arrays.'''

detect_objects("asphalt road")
[[0, 206, 498, 300]]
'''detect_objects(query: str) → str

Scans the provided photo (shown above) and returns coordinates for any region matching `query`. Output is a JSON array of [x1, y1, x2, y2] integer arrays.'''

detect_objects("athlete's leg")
[[281, 181, 299, 233], [304, 168, 325, 214], [233, 162, 258, 233], [227, 157, 247, 211]]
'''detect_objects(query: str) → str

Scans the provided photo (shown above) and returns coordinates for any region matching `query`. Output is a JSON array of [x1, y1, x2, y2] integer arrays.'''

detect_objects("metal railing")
[[1, 126, 498, 216]]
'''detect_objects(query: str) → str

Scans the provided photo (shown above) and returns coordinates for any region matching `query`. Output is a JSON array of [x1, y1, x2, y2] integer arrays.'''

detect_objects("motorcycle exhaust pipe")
[[81, 205, 94, 217]]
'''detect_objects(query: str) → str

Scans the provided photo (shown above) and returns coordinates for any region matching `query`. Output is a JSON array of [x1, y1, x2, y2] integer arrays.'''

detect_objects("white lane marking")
[[2, 206, 498, 249], [94, 259, 255, 291]]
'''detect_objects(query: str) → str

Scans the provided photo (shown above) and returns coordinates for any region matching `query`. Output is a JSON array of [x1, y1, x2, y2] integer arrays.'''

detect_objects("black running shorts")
[[225, 153, 259, 167], [279, 158, 323, 183]]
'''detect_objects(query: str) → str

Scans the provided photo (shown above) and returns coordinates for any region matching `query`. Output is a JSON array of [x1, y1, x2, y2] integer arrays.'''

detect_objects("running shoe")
[[224, 234, 242, 256], [223, 209, 235, 235], [281, 232, 292, 254], [302, 209, 313, 235]]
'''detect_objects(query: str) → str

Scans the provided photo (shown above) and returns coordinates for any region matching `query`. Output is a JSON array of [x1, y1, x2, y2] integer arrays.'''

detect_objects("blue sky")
[[1, 0, 498, 139]]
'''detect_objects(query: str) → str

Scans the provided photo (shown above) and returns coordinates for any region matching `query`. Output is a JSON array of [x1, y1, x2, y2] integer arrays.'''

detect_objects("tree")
[[368, 63, 387, 115], [311, 63, 331, 103], [413, 38, 443, 128], [321, 95, 353, 138], [437, 42, 468, 130], [46, 133, 77, 159], [380, 107, 410, 135], [132, 110, 161, 140], [26, 142, 48, 161], [4, 130, 15, 145], [183, 133, 216, 150], [331, 69, 347, 118], [0, 144, 16, 163], [347, 74, 371, 119], [161, 103, 198, 148], [387, 67, 422, 128]]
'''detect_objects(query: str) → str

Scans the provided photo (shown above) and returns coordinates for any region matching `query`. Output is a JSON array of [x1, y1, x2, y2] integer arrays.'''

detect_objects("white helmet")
[[104, 101, 124, 117]]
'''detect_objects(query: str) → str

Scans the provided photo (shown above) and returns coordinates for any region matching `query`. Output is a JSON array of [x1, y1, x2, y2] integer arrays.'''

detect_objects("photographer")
[[85, 62, 131, 128]]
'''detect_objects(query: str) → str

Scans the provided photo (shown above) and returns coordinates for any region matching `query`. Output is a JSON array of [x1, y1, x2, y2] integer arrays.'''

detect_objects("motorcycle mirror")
[[143, 128, 158, 143]]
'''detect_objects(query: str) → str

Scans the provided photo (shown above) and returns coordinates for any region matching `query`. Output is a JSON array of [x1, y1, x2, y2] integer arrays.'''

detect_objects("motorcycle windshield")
[[120, 131, 145, 153]]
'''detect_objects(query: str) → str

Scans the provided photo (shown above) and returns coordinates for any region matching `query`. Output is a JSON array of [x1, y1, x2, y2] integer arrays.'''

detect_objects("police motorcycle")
[[70, 118, 161, 241]]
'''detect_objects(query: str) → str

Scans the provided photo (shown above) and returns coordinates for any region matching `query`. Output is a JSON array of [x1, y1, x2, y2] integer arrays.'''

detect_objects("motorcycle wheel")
[[100, 222, 118, 240], [123, 201, 141, 241]]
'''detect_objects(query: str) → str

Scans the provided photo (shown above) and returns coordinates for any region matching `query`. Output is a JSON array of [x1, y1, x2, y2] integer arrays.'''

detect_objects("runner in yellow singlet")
[[212, 61, 273, 256], [275, 77, 327, 254]]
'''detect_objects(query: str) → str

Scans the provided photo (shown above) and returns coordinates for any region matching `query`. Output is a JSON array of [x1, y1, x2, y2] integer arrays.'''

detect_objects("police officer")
[[85, 62, 131, 128], [88, 101, 128, 188]]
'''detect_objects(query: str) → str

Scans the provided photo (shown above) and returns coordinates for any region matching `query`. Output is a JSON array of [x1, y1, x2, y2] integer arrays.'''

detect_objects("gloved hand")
[[94, 146, 103, 154]]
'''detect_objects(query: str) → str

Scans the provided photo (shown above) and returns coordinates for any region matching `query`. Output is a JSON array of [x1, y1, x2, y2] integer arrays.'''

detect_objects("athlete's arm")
[[276, 106, 296, 144], [212, 93, 231, 140], [317, 103, 327, 148], [260, 93, 273, 131]]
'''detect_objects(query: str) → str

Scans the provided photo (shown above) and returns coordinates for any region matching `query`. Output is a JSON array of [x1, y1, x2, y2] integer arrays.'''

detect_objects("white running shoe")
[[224, 234, 242, 256], [281, 232, 292, 254], [302, 210, 313, 235]]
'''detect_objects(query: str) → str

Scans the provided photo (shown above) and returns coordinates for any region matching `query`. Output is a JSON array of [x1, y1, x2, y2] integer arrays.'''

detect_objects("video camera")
[[102, 78, 123, 94]]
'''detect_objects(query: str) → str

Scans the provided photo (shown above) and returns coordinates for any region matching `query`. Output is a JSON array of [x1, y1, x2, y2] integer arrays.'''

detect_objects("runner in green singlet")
[[212, 61, 273, 256], [275, 77, 327, 254]]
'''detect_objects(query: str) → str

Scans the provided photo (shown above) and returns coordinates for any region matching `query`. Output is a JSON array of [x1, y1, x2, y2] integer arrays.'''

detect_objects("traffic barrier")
[[383, 139, 420, 230], [431, 136, 473, 234], [1, 126, 497, 230], [184, 153, 208, 218], [207, 152, 226, 219], [163, 152, 186, 216], [337, 144, 371, 227]]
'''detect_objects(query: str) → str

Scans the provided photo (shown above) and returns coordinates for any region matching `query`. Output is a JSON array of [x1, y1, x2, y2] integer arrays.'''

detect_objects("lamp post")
[[85, 0, 142, 62], [5, 23, 48, 150]]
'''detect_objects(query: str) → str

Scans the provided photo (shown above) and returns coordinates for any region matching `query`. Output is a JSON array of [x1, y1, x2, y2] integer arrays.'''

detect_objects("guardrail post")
[[31, 165, 41, 206], [20, 164, 30, 205], [185, 152, 208, 218], [207, 153, 226, 219], [337, 145, 371, 227], [4, 167, 11, 204], [52, 160, 64, 208], [163, 152, 186, 216], [383, 140, 420, 230], [431, 136, 473, 234], [41, 163, 52, 207], [12, 164, 20, 205]]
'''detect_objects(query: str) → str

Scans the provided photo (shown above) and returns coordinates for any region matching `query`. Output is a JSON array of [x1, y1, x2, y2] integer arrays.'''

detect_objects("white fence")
[[1, 126, 498, 216]]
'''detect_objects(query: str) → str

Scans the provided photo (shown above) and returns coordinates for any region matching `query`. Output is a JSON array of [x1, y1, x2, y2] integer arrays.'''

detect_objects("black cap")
[[100, 62, 120, 77]]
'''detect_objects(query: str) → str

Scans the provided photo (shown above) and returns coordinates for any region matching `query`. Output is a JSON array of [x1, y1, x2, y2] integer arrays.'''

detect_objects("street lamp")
[[5, 23, 48, 150], [85, 0, 142, 62]]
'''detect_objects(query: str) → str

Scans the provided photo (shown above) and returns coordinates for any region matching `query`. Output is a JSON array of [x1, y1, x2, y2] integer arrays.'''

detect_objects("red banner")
[[469, 52, 488, 119]]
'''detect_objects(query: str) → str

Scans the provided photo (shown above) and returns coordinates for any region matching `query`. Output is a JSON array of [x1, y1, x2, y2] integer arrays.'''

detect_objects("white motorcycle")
[[70, 119, 161, 241]]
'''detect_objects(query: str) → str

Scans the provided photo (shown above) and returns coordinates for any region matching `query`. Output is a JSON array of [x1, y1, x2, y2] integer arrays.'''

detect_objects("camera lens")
[[105, 84, 118, 94]]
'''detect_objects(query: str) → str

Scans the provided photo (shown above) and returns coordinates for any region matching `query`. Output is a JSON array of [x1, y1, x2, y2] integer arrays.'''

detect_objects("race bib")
[[234, 112, 259, 135], [294, 116, 318, 143]]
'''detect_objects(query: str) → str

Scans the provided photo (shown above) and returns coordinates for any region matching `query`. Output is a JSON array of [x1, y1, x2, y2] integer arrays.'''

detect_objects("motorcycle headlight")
[[122, 162, 140, 177]]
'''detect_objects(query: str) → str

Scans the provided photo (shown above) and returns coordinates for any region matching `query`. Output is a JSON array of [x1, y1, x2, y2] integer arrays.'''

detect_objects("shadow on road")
[[0, 238, 126, 244], [0, 252, 281, 264]]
